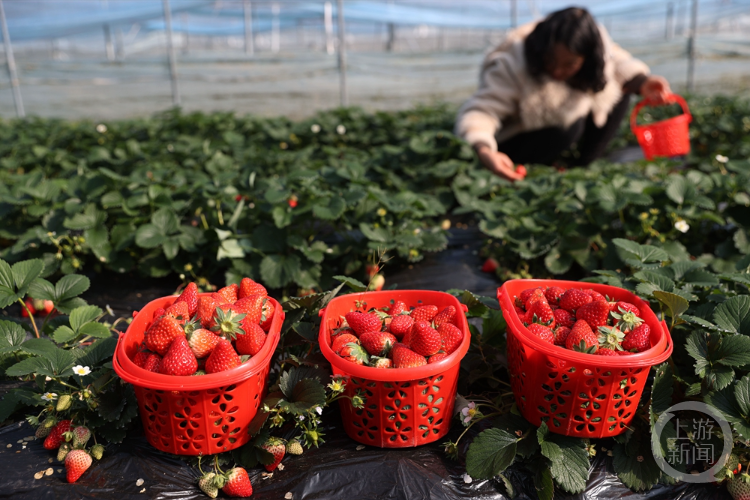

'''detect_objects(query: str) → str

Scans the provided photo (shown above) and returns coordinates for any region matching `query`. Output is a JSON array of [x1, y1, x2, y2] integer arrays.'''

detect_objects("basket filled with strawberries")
[[319, 290, 471, 448], [113, 277, 283, 455], [497, 279, 673, 439]]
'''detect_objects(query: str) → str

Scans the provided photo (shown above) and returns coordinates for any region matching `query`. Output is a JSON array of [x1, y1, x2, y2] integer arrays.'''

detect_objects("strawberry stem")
[[18, 298, 40, 338]]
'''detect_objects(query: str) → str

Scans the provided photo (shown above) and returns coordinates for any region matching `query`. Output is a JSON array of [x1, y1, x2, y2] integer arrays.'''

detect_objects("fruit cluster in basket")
[[330, 301, 464, 368], [132, 278, 274, 376], [513, 286, 650, 356]]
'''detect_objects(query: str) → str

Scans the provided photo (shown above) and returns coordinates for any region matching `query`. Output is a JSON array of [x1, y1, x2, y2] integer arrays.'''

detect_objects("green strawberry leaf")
[[713, 296, 750, 335], [613, 430, 662, 492], [650, 362, 674, 421], [653, 291, 689, 325], [54, 274, 90, 303], [0, 320, 27, 354], [333, 275, 367, 292], [465, 428, 518, 479], [277, 378, 326, 415], [537, 422, 589, 494], [279, 366, 326, 399], [69, 305, 103, 333]]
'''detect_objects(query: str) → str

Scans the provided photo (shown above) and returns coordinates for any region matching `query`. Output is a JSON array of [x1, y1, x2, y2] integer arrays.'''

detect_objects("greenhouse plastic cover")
[[0, 403, 731, 500], [7, 0, 750, 42]]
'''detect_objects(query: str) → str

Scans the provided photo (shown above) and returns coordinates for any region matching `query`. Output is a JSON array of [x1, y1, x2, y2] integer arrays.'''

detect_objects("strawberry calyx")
[[572, 339, 598, 354], [597, 326, 625, 351], [611, 307, 644, 332], [211, 307, 246, 340]]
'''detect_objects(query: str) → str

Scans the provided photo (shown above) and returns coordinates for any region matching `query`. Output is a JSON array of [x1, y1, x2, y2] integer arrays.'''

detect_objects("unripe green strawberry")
[[57, 442, 72, 462], [286, 439, 304, 455], [90, 443, 104, 460], [56, 394, 72, 412], [199, 472, 220, 499], [36, 424, 51, 439], [71, 426, 91, 447]]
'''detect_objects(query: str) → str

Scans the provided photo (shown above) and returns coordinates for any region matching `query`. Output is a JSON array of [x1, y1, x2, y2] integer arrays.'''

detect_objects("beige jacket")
[[455, 22, 650, 151]]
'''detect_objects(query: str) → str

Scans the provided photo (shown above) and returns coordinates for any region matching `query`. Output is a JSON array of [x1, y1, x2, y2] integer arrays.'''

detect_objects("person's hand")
[[475, 144, 525, 182], [640, 75, 672, 105]]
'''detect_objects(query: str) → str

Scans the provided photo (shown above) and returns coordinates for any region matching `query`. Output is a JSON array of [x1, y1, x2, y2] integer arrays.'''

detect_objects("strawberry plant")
[[0, 257, 139, 482]]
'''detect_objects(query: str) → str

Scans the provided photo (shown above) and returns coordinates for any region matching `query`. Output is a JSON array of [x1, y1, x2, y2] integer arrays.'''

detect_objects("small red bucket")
[[498, 279, 673, 438], [319, 290, 471, 448], [113, 293, 282, 455], [630, 93, 692, 160]]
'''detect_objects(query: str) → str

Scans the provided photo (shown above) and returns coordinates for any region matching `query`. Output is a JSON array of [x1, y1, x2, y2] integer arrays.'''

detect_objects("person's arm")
[[474, 142, 525, 181]]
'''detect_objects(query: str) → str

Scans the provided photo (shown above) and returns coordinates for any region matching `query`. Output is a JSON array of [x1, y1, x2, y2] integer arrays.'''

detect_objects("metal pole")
[[104, 25, 115, 61], [115, 27, 124, 59], [181, 13, 189, 54], [665, 2, 674, 41], [243, 0, 254, 55], [324, 1, 334, 54], [0, 0, 23, 117], [271, 2, 280, 53], [336, 0, 347, 107], [511, 0, 517, 28], [687, 0, 698, 92], [386, 0, 395, 51], [162, 0, 181, 106]]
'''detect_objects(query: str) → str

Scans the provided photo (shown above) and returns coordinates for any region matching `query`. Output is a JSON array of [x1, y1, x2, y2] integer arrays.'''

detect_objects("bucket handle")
[[630, 93, 692, 134]]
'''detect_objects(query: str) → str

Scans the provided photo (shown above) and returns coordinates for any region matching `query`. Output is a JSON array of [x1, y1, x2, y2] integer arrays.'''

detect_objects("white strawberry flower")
[[41, 392, 58, 402], [462, 473, 472, 484], [675, 220, 690, 233], [73, 365, 91, 376], [311, 124, 321, 133], [315, 407, 323, 415], [715, 154, 728, 163], [336, 125, 346, 135], [96, 124, 107, 133]]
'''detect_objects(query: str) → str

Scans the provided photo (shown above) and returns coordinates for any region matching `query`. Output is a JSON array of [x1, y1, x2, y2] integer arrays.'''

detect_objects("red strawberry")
[[612, 301, 640, 316], [553, 326, 571, 346], [216, 284, 239, 303], [174, 282, 199, 316], [726, 474, 750, 500], [205, 339, 241, 374], [186, 328, 219, 359], [520, 287, 544, 308], [235, 323, 267, 356], [151, 307, 166, 321], [409, 320, 441, 356], [544, 286, 565, 305], [553, 308, 575, 329], [144, 315, 185, 355], [160, 336, 198, 376], [371, 356, 392, 368], [576, 300, 611, 330], [526, 299, 555, 328], [260, 437, 286, 472], [43, 420, 72, 450], [437, 323, 463, 355], [222, 467, 253, 497], [388, 315, 414, 340], [239, 277, 268, 299], [165, 300, 190, 325], [622, 324, 651, 353], [586, 289, 608, 303], [565, 320, 598, 352], [526, 324, 554, 344], [195, 295, 219, 329], [559, 289, 592, 313], [331, 333, 359, 355], [260, 299, 275, 332], [142, 353, 162, 372], [389, 301, 408, 316], [617, 350, 634, 356], [481, 257, 499, 273], [133, 349, 151, 368], [345, 312, 381, 337], [65, 449, 92, 483], [410, 305, 439, 323], [432, 306, 457, 328], [514, 306, 526, 318], [428, 353, 450, 364], [341, 342, 369, 365], [232, 294, 264, 326], [597, 348, 619, 356], [391, 344, 427, 368], [210, 292, 230, 305], [360, 331, 397, 357]]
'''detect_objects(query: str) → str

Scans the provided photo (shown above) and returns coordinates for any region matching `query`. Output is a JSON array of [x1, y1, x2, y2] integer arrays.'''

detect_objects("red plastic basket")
[[498, 279, 673, 438], [319, 290, 471, 448], [113, 293, 282, 455], [630, 93, 692, 160]]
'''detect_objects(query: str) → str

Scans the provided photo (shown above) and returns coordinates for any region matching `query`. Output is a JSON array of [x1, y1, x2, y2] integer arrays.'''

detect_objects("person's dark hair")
[[524, 7, 606, 92]]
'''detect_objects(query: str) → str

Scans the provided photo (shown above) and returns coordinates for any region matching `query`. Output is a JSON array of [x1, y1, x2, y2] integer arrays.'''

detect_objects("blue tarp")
[[6, 0, 750, 42]]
